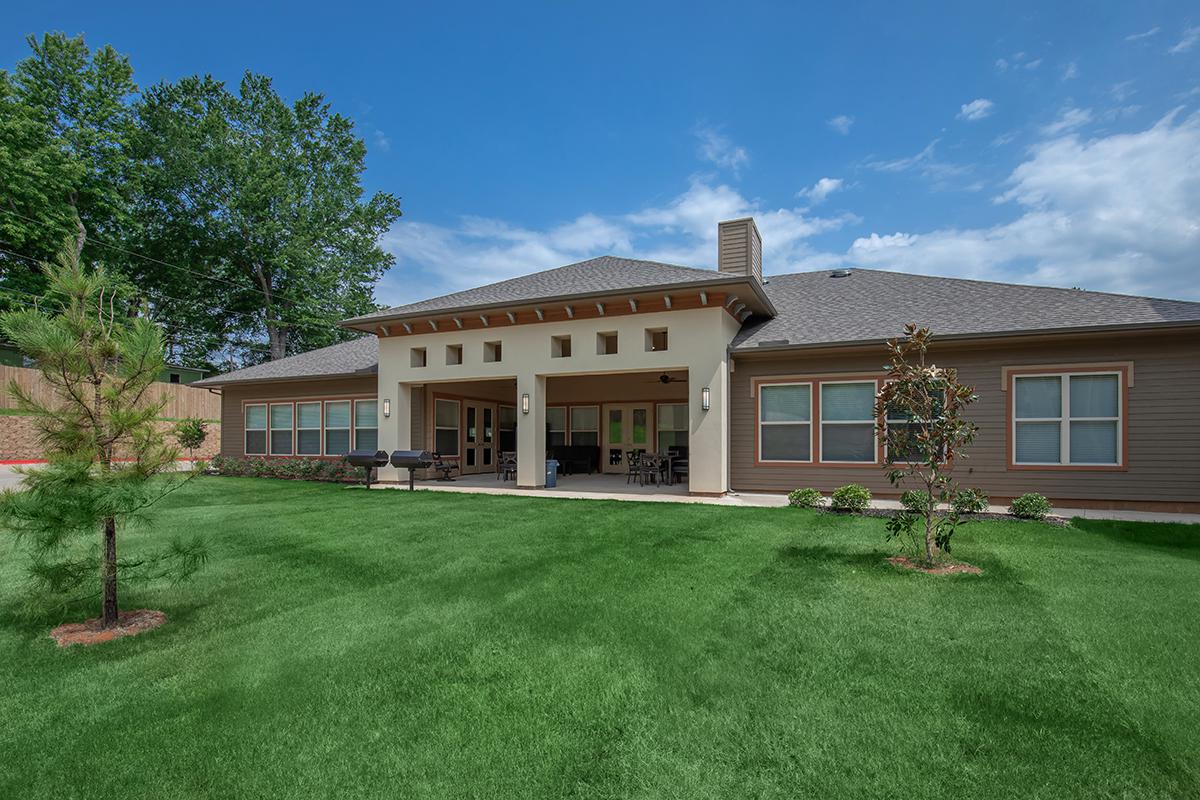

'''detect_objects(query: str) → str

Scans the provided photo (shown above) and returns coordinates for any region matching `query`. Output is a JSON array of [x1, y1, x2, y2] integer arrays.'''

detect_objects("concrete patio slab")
[[372, 471, 1200, 523]]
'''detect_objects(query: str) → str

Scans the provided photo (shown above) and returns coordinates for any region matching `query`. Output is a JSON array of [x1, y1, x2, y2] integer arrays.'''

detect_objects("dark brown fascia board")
[[729, 320, 1200, 358], [191, 369, 378, 390], [339, 275, 777, 331]]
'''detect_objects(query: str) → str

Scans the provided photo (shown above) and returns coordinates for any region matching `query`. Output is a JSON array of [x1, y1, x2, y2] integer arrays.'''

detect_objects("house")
[[195, 218, 1200, 511]]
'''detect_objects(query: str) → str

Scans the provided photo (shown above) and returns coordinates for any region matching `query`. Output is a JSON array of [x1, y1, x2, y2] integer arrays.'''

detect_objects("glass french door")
[[462, 401, 496, 474], [602, 403, 652, 473]]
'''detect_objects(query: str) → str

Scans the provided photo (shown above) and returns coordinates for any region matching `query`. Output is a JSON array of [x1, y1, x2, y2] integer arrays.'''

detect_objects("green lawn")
[[2, 478, 1198, 799]]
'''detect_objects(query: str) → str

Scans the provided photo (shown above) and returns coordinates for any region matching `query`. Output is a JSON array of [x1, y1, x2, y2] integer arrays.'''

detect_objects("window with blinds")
[[1013, 372, 1121, 465], [819, 382, 876, 463], [759, 383, 812, 461]]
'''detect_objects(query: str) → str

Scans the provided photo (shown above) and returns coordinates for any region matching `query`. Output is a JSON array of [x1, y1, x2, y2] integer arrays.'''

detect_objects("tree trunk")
[[267, 323, 287, 361], [102, 515, 118, 627]]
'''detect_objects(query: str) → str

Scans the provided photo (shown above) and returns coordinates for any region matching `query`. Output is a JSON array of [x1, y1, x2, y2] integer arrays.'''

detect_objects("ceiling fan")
[[645, 373, 686, 384]]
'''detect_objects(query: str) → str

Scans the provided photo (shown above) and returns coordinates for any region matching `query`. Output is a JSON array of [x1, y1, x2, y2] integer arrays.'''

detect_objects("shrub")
[[173, 417, 209, 454], [830, 484, 871, 513], [953, 488, 989, 514], [787, 488, 824, 509], [1009, 492, 1052, 520], [900, 489, 934, 513], [210, 455, 361, 483]]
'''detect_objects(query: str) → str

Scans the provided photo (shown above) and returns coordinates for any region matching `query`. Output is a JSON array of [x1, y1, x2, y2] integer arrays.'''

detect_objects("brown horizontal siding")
[[218, 377, 378, 458], [730, 331, 1200, 504]]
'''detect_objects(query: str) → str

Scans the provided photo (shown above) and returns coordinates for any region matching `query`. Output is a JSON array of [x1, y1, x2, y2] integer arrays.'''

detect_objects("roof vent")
[[830, 269, 852, 278]]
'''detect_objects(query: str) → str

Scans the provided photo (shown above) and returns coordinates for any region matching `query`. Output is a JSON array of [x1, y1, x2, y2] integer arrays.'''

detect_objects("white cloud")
[[827, 115, 854, 135], [378, 178, 857, 305], [842, 110, 1200, 300], [694, 126, 749, 174], [797, 177, 845, 206], [1110, 80, 1137, 102], [958, 98, 995, 121], [1023, 58, 1043, 70], [1062, 61, 1079, 80], [370, 128, 391, 153], [1168, 25, 1200, 54], [1041, 107, 1093, 136], [994, 58, 1009, 73], [1125, 26, 1160, 41]]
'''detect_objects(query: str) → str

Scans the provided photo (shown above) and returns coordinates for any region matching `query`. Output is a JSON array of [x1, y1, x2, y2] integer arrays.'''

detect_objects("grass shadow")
[[1072, 518, 1200, 560]]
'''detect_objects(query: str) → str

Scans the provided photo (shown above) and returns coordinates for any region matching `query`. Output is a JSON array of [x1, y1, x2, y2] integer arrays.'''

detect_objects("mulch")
[[49, 609, 167, 647], [887, 556, 982, 575], [824, 508, 1070, 527]]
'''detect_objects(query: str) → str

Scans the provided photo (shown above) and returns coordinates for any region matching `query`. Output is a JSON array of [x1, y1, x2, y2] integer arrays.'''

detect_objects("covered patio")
[[392, 369, 697, 493]]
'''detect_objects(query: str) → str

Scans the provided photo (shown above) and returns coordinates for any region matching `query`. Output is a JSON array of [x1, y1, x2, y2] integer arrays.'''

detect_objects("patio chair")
[[431, 452, 457, 481], [624, 450, 641, 484], [671, 456, 688, 485], [638, 454, 661, 487], [498, 451, 517, 481]]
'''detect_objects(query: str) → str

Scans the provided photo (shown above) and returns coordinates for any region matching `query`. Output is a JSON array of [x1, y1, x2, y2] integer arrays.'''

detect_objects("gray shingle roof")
[[193, 335, 377, 387], [733, 268, 1200, 350], [343, 256, 734, 324]]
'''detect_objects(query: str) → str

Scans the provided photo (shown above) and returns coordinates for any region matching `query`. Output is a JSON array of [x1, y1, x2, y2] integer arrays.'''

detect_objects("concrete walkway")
[[373, 472, 1200, 524]]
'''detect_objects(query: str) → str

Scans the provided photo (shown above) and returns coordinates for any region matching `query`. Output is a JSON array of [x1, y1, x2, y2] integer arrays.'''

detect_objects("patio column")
[[377, 382, 412, 482], [688, 357, 730, 495], [516, 373, 546, 488]]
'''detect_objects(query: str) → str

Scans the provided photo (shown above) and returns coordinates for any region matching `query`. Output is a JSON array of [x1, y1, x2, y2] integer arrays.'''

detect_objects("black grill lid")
[[390, 449, 434, 468], [347, 449, 390, 467]]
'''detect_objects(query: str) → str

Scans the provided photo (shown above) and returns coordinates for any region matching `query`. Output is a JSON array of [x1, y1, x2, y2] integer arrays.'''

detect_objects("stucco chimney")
[[717, 217, 762, 283]]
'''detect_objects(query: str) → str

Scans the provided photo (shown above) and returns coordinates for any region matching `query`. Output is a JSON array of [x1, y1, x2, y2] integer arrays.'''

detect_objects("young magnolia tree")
[[875, 325, 979, 565], [0, 243, 205, 627]]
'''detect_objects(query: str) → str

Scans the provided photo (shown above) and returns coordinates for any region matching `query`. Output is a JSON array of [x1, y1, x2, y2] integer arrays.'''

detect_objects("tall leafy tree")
[[0, 243, 204, 627], [0, 33, 137, 307], [131, 73, 401, 364]]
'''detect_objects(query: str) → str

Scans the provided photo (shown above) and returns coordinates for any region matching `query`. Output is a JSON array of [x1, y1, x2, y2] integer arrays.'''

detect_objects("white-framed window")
[[546, 406, 567, 448], [325, 400, 352, 456], [355, 400, 378, 451], [244, 403, 268, 455], [656, 403, 688, 451], [269, 403, 294, 456], [758, 383, 812, 462], [434, 398, 460, 456], [1012, 372, 1121, 466], [296, 402, 322, 456], [569, 405, 599, 447], [885, 389, 944, 464], [820, 381, 877, 463]]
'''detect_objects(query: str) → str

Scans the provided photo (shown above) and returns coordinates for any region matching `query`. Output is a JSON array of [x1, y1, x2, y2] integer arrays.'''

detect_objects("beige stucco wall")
[[376, 306, 741, 492]]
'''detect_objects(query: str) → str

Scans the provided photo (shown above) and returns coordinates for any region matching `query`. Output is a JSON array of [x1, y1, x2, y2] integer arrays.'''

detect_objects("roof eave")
[[731, 319, 1200, 355], [340, 275, 777, 330], [192, 368, 377, 389]]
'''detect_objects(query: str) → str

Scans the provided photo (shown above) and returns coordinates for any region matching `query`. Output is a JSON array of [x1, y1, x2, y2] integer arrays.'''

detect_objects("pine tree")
[[0, 241, 205, 628]]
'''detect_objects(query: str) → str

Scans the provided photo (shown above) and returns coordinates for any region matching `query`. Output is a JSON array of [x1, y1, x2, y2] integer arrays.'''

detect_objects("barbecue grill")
[[346, 449, 389, 488], [390, 449, 435, 491]]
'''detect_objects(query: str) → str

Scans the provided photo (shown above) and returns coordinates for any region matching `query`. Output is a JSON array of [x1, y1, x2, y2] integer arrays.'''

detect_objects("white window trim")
[[547, 405, 568, 444], [655, 402, 688, 450], [569, 405, 600, 445], [1012, 371, 1123, 466], [819, 380, 879, 464], [354, 399, 378, 450], [884, 387, 945, 464], [758, 382, 814, 464], [324, 400, 352, 456], [295, 401, 323, 456], [434, 398, 461, 457], [244, 403, 268, 455], [268, 402, 295, 456]]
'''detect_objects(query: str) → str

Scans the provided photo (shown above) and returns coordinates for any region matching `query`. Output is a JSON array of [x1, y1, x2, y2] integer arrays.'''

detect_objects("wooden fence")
[[0, 364, 221, 421]]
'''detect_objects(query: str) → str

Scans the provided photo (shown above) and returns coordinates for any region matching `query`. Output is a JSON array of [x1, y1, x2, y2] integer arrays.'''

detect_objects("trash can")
[[545, 459, 559, 488]]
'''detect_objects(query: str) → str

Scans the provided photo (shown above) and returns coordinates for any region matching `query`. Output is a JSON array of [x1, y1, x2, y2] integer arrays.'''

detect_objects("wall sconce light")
[[383, 398, 391, 418], [521, 393, 530, 414], [701, 387, 710, 412]]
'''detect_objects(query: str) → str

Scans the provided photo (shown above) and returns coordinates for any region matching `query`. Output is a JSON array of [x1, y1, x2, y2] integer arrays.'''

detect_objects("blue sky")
[[6, 1, 1200, 303]]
